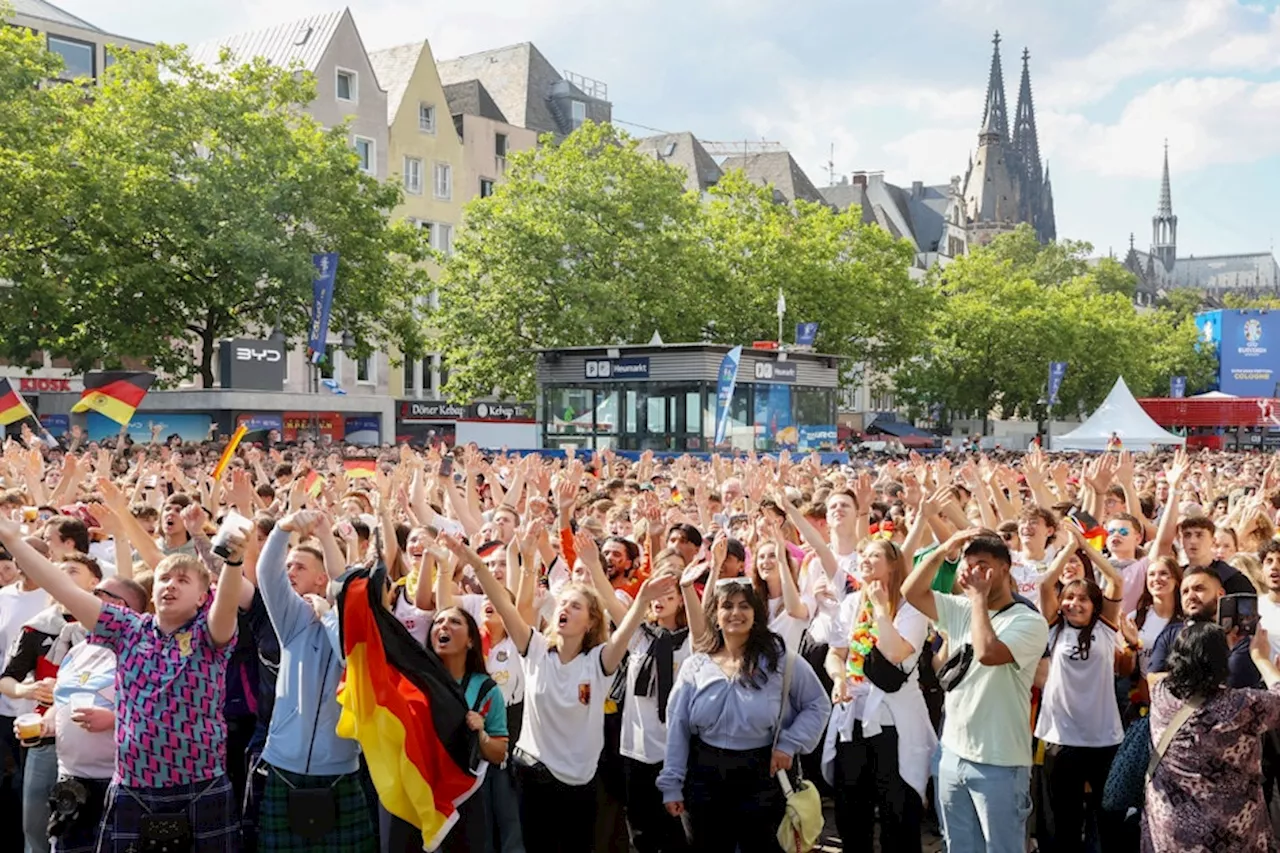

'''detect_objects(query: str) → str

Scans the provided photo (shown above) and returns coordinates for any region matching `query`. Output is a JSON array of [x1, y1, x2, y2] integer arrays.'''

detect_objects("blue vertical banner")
[[1170, 376, 1187, 399], [713, 346, 743, 446], [1047, 361, 1068, 405], [795, 322, 818, 347], [308, 252, 338, 364]]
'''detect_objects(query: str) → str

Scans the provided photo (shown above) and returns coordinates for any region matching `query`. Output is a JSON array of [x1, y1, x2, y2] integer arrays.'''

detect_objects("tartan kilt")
[[96, 775, 238, 853], [51, 776, 110, 853], [258, 763, 376, 853]]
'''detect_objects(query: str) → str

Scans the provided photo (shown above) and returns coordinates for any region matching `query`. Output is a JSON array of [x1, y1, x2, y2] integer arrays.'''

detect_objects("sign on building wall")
[[583, 358, 650, 380], [1201, 310, 1280, 396], [219, 338, 286, 391]]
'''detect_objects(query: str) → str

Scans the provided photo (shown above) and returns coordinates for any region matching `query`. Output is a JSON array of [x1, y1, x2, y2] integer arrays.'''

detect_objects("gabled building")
[[191, 8, 392, 398], [8, 0, 151, 82], [368, 40, 470, 402], [436, 42, 610, 138], [1121, 144, 1280, 302], [441, 79, 538, 206], [634, 132, 722, 194]]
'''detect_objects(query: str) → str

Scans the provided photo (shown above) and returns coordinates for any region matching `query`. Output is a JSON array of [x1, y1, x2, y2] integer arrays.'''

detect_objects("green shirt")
[[914, 543, 959, 594]]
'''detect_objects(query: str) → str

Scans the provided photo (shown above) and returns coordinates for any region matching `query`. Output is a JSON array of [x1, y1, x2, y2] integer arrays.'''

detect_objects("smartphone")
[[1219, 593, 1260, 635], [438, 456, 454, 478]]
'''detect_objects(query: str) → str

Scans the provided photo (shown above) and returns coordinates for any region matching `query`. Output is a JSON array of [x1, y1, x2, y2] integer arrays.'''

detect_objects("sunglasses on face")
[[93, 588, 127, 606], [715, 577, 752, 590], [1107, 526, 1131, 537]]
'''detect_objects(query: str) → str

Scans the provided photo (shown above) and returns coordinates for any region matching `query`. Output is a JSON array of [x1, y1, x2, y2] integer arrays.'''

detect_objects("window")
[[571, 100, 587, 129], [319, 344, 338, 380], [356, 355, 373, 384], [437, 356, 450, 393], [495, 133, 508, 157], [480, 178, 495, 198], [419, 103, 436, 133], [404, 156, 423, 194], [404, 356, 416, 394], [354, 136, 374, 174], [431, 223, 453, 256], [47, 35, 95, 80], [422, 356, 435, 394], [433, 162, 452, 200], [336, 68, 356, 102]]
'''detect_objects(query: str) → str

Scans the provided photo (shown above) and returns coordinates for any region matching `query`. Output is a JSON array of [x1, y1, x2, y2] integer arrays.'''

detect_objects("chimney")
[[912, 180, 923, 198], [851, 171, 867, 188]]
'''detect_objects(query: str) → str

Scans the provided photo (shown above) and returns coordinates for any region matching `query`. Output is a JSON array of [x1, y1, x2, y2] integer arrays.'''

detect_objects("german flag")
[[303, 470, 326, 498], [71, 372, 153, 426], [343, 459, 377, 479], [336, 567, 482, 850], [0, 380, 32, 426]]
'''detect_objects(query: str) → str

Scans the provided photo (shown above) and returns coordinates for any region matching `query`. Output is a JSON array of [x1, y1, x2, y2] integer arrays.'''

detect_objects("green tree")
[[435, 122, 707, 401], [0, 41, 432, 386], [435, 127, 925, 401], [692, 170, 927, 384]]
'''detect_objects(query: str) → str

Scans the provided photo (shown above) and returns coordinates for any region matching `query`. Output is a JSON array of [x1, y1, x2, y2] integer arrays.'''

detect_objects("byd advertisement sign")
[[219, 339, 286, 391]]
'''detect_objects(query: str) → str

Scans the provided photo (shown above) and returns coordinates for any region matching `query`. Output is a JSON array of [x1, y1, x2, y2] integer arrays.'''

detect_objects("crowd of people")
[[0, 433, 1279, 852]]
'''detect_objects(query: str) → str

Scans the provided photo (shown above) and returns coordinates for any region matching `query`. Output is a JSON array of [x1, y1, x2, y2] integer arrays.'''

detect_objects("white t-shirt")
[[0, 584, 51, 717], [392, 588, 431, 647], [1130, 608, 1170, 678], [932, 592, 1048, 767], [53, 641, 117, 779], [515, 631, 613, 786], [487, 634, 525, 707], [831, 595, 928, 727], [1260, 596, 1280, 660], [1010, 558, 1049, 604], [619, 628, 692, 764], [800, 557, 851, 647], [1034, 620, 1124, 748], [768, 596, 815, 656]]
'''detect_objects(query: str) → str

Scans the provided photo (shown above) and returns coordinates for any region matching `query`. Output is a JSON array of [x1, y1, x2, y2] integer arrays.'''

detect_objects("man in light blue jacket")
[[254, 510, 375, 852]]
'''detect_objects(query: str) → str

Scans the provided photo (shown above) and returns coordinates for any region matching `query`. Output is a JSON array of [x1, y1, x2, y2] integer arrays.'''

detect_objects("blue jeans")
[[23, 743, 57, 853], [937, 746, 1031, 853], [483, 764, 524, 853]]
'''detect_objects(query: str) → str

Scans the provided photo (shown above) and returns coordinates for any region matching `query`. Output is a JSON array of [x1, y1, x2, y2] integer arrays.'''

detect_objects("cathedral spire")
[[979, 31, 1009, 141], [1152, 140, 1177, 274], [1012, 47, 1043, 188], [1157, 139, 1173, 217]]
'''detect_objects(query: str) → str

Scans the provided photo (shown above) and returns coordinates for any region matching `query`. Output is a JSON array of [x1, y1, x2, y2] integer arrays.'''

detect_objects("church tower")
[[1152, 141, 1177, 274], [962, 32, 1025, 246], [1012, 48, 1055, 243]]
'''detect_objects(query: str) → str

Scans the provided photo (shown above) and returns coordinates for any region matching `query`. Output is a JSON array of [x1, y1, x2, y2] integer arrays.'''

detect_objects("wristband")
[[225, 560, 244, 567]]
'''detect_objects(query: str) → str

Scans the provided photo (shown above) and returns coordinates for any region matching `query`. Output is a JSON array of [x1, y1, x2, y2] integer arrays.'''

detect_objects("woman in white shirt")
[[1036, 557, 1139, 853], [581, 542, 699, 853], [444, 534, 674, 853], [751, 523, 812, 656], [822, 539, 935, 853], [1126, 556, 1181, 710]]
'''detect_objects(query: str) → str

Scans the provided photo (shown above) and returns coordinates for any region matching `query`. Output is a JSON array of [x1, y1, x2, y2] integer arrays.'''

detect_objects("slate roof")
[[368, 41, 423, 124], [12, 0, 101, 31], [189, 9, 345, 72], [720, 151, 826, 205], [635, 133, 722, 193], [1129, 249, 1280, 292], [820, 176, 953, 255], [443, 80, 508, 123]]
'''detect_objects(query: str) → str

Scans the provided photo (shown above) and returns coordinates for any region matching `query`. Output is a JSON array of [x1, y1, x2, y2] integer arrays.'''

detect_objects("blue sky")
[[64, 0, 1280, 258]]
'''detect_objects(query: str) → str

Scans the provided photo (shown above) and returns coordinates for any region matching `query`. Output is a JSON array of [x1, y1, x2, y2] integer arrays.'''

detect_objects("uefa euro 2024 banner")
[[1197, 309, 1280, 397]]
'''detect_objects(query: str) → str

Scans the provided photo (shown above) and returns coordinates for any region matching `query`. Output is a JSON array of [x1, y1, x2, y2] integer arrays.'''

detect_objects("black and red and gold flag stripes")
[[336, 567, 483, 851], [70, 372, 154, 426], [0, 379, 32, 426]]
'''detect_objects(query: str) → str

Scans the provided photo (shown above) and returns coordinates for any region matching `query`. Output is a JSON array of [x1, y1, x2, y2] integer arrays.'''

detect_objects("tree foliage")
[[0, 33, 431, 386], [894, 225, 1216, 426], [436, 123, 926, 400]]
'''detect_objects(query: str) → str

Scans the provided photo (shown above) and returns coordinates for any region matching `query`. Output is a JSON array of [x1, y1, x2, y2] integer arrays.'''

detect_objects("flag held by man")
[[70, 372, 154, 426], [336, 566, 483, 851], [0, 380, 33, 426]]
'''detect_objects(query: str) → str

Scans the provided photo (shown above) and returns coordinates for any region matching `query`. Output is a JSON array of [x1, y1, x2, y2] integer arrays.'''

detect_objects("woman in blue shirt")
[[659, 578, 830, 853]]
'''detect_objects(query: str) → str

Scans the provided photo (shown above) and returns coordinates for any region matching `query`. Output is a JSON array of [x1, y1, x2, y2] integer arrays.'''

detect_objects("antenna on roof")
[[826, 143, 836, 185]]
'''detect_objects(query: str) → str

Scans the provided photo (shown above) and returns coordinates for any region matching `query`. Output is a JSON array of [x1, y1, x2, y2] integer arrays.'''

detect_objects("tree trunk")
[[199, 320, 216, 388]]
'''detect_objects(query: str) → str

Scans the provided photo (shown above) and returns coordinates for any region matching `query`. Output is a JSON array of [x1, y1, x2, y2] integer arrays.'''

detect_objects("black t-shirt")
[[1202, 559, 1256, 596]]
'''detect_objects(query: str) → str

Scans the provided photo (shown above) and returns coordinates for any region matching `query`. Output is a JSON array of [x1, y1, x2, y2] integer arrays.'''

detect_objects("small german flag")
[[343, 459, 377, 479], [337, 567, 482, 850], [71, 372, 154, 426], [0, 379, 33, 426], [303, 470, 326, 498]]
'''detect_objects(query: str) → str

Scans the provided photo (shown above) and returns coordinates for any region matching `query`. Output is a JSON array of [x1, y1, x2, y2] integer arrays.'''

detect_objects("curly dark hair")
[[697, 581, 783, 689], [1164, 621, 1229, 701]]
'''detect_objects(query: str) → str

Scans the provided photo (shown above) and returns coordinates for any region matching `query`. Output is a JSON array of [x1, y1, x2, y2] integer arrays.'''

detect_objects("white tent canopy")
[[1054, 377, 1186, 451]]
